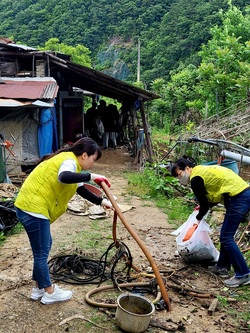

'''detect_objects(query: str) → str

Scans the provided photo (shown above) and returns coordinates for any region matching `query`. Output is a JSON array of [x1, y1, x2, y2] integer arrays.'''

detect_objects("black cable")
[[110, 243, 133, 284], [97, 241, 133, 286], [48, 242, 133, 285], [48, 254, 105, 284]]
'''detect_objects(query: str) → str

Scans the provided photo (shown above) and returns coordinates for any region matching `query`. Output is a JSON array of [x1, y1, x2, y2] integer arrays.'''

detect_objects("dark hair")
[[40, 137, 102, 162], [171, 155, 197, 177]]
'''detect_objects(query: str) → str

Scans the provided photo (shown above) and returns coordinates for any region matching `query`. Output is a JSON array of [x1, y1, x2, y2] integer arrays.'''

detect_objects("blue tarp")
[[38, 104, 58, 158]]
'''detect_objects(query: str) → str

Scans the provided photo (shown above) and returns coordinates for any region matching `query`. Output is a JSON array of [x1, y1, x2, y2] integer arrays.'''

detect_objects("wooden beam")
[[140, 101, 154, 162]]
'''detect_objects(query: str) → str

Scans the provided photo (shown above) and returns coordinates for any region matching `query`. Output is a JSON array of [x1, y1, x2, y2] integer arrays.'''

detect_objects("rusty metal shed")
[[0, 41, 160, 163]]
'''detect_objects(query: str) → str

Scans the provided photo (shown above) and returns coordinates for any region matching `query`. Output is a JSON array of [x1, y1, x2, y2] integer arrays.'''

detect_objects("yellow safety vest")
[[190, 165, 249, 204], [15, 152, 82, 223]]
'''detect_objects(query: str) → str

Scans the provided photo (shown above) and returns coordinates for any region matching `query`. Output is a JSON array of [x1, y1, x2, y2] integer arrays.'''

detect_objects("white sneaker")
[[40, 284, 72, 304], [30, 287, 44, 301]]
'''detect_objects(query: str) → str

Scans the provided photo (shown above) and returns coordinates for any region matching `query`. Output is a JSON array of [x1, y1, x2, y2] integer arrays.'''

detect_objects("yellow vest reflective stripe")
[[15, 152, 82, 222], [190, 165, 249, 204]]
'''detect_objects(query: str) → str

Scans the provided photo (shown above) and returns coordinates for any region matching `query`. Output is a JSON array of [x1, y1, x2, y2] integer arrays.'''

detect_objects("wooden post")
[[140, 101, 154, 162]]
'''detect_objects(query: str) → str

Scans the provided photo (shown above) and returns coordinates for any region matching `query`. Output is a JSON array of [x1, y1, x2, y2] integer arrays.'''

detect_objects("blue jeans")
[[103, 132, 117, 148], [218, 189, 250, 277], [15, 208, 52, 289]]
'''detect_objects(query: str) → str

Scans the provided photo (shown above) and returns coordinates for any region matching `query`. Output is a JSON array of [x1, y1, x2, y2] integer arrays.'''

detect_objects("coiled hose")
[[85, 282, 162, 309], [91, 182, 171, 311]]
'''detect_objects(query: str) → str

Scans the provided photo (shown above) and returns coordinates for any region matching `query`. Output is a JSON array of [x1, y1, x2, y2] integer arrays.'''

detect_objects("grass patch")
[[57, 218, 114, 256], [75, 219, 114, 253], [160, 197, 193, 226], [217, 290, 250, 332], [124, 168, 193, 228], [0, 231, 6, 244]]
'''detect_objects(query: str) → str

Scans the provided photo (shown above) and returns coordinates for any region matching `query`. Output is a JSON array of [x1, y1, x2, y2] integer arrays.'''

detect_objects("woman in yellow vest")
[[15, 137, 112, 304], [171, 156, 250, 288]]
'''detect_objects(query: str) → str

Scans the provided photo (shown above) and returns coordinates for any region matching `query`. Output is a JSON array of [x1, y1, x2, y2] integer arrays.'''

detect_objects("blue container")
[[202, 159, 239, 174]]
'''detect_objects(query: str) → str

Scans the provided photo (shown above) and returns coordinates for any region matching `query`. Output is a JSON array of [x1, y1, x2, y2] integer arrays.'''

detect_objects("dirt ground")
[[0, 146, 249, 333]]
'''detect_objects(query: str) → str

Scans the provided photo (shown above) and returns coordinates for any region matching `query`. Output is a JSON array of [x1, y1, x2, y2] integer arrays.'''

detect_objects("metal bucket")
[[115, 294, 155, 333]]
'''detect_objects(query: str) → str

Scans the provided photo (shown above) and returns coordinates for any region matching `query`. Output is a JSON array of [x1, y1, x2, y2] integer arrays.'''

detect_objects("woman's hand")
[[101, 198, 113, 209], [91, 173, 111, 187]]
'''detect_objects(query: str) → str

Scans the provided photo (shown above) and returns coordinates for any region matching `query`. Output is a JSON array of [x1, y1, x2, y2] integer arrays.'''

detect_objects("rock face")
[[97, 40, 131, 81]]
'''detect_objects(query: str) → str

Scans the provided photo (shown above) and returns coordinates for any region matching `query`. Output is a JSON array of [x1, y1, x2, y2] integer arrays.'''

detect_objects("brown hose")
[[101, 182, 171, 311], [112, 211, 141, 273], [112, 211, 119, 247], [85, 282, 162, 308]]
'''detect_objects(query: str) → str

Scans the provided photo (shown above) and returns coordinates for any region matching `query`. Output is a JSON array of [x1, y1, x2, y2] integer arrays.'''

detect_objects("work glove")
[[101, 198, 113, 209], [91, 173, 111, 187]]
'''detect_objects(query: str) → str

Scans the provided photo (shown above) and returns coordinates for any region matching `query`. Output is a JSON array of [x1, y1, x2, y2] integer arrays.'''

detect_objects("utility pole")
[[137, 38, 140, 83]]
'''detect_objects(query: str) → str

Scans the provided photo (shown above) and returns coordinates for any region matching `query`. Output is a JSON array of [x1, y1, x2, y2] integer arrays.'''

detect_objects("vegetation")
[[149, 4, 250, 131], [57, 218, 114, 256], [1, 1, 250, 128], [125, 166, 193, 226], [39, 38, 92, 67], [0, 222, 23, 246], [0, 0, 247, 80]]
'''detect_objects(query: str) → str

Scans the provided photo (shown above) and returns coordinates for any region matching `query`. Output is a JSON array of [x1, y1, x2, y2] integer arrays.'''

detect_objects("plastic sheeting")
[[38, 105, 58, 158], [0, 201, 19, 233]]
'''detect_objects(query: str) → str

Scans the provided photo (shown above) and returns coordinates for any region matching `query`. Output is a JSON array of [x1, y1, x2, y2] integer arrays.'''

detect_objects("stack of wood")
[[194, 100, 250, 146]]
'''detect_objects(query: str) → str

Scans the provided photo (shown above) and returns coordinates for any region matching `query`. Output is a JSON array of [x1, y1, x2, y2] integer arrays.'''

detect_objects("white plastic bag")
[[173, 210, 219, 263], [171, 209, 204, 236]]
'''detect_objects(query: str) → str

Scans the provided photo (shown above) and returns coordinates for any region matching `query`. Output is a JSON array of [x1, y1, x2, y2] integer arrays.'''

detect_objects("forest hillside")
[[0, 0, 249, 84], [1, 1, 250, 133]]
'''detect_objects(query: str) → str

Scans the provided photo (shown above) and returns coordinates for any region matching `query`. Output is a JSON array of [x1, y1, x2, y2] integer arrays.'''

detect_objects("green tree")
[[39, 38, 92, 67], [149, 4, 250, 129], [146, 0, 232, 83], [194, 4, 250, 116], [0, 0, 249, 85], [150, 79, 170, 129]]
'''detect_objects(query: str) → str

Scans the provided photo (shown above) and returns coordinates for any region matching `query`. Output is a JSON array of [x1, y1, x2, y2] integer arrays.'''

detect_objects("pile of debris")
[[0, 183, 19, 233], [194, 99, 250, 146]]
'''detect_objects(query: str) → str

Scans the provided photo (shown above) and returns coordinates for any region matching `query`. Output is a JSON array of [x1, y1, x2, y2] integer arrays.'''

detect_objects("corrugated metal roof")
[[0, 77, 59, 100], [0, 41, 36, 51], [0, 98, 54, 107]]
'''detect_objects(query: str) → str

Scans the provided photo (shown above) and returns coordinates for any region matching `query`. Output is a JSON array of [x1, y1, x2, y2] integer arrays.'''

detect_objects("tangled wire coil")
[[48, 241, 133, 285]]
